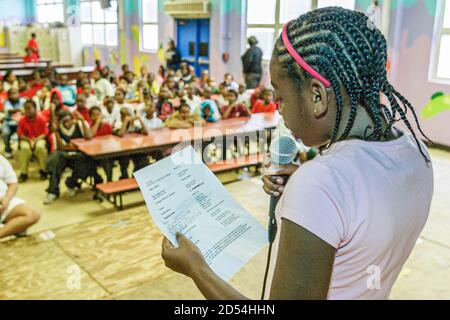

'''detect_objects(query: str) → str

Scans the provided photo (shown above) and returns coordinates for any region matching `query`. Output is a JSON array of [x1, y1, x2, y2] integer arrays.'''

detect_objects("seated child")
[[82, 82, 99, 109], [183, 83, 202, 113], [32, 85, 51, 111], [40, 88, 66, 127], [251, 89, 278, 113], [87, 106, 115, 182], [23, 47, 39, 64], [0, 155, 40, 239], [113, 107, 148, 180], [147, 73, 160, 96], [221, 90, 251, 119], [89, 106, 113, 137], [101, 96, 120, 125], [114, 107, 140, 137], [3, 88, 26, 158], [17, 100, 49, 182], [75, 94, 91, 122], [223, 73, 239, 91], [44, 110, 92, 205], [0, 79, 8, 112], [237, 83, 252, 108], [199, 100, 221, 123], [216, 83, 229, 109], [118, 77, 136, 101], [56, 75, 77, 107], [3, 71, 19, 92], [156, 87, 174, 121], [165, 103, 204, 129], [18, 78, 39, 99], [114, 88, 134, 116], [135, 100, 164, 133]]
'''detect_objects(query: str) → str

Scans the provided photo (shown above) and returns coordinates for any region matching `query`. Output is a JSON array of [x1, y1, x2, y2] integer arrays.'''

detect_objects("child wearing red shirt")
[[75, 94, 91, 123], [251, 89, 278, 113], [88, 106, 113, 137], [0, 79, 7, 112], [88, 106, 115, 182], [221, 90, 251, 119], [17, 100, 49, 182], [23, 48, 39, 64]]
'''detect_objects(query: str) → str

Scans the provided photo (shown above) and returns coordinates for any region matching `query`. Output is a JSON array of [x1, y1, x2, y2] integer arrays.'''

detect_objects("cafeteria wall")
[[0, 0, 35, 25], [0, 0, 36, 48], [80, 0, 246, 84], [3, 0, 449, 146], [388, 0, 450, 146]]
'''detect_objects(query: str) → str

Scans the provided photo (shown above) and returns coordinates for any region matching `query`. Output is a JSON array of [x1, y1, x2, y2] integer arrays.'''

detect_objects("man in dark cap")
[[241, 36, 263, 89]]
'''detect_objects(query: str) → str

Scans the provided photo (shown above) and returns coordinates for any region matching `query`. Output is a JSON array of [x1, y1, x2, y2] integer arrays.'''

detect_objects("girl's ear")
[[309, 79, 329, 119]]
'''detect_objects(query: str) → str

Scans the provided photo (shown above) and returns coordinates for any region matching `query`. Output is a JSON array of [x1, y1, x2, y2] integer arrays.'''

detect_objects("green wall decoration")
[[422, 92, 450, 119]]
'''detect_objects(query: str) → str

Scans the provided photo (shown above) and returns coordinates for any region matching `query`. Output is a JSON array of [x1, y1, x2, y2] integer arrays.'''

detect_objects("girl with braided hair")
[[160, 7, 434, 300]]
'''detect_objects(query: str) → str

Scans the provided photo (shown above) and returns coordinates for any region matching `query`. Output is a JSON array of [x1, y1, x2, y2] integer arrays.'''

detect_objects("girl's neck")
[[340, 104, 399, 142]]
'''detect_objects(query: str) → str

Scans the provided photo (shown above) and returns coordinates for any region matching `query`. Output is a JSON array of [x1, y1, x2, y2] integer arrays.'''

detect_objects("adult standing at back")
[[241, 36, 263, 89], [165, 40, 181, 72]]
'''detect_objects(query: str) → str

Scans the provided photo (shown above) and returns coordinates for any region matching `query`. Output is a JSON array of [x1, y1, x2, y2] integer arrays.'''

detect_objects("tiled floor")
[[1, 148, 449, 299]]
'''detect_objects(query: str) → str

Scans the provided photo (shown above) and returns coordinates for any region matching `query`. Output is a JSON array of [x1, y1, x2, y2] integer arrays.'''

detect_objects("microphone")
[[268, 135, 298, 244]]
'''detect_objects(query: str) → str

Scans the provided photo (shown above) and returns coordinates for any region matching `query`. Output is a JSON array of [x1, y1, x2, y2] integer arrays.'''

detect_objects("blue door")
[[176, 19, 210, 76]]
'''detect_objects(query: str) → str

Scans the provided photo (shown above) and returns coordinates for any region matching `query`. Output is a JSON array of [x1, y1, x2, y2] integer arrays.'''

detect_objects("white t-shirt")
[[115, 103, 134, 117], [95, 78, 114, 101], [183, 95, 202, 113], [140, 115, 163, 130], [0, 155, 18, 199], [101, 105, 120, 125], [86, 94, 99, 109], [265, 131, 434, 300]]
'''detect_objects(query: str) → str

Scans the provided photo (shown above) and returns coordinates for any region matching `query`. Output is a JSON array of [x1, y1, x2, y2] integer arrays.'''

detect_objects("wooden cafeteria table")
[[72, 113, 281, 160], [0, 62, 48, 70], [0, 58, 52, 65], [0, 69, 34, 77], [55, 66, 96, 80]]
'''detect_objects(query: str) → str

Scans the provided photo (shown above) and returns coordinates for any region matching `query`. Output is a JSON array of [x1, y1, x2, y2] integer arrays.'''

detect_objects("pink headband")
[[281, 22, 331, 88]]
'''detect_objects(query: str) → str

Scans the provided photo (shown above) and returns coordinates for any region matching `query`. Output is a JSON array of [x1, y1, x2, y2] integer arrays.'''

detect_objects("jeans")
[[2, 120, 18, 153], [118, 155, 148, 179], [46, 151, 91, 196]]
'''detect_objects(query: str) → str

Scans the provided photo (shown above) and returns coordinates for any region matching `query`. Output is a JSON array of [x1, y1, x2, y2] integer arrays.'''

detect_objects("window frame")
[[246, 0, 359, 61], [80, 0, 119, 48], [36, 0, 65, 24], [430, 0, 450, 84], [140, 0, 159, 53]]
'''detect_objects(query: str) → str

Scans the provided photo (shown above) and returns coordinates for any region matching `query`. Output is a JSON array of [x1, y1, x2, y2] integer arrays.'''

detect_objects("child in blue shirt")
[[2, 88, 26, 158], [56, 74, 77, 107]]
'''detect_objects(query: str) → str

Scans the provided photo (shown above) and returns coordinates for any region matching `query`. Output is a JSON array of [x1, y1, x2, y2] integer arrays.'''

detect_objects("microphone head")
[[270, 135, 298, 165]]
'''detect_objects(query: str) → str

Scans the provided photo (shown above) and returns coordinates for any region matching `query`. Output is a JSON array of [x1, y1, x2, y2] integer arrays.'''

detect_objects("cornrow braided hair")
[[275, 7, 431, 162]]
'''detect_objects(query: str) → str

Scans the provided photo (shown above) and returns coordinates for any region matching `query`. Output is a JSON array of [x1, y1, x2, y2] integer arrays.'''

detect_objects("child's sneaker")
[[66, 188, 78, 197], [44, 193, 58, 205]]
